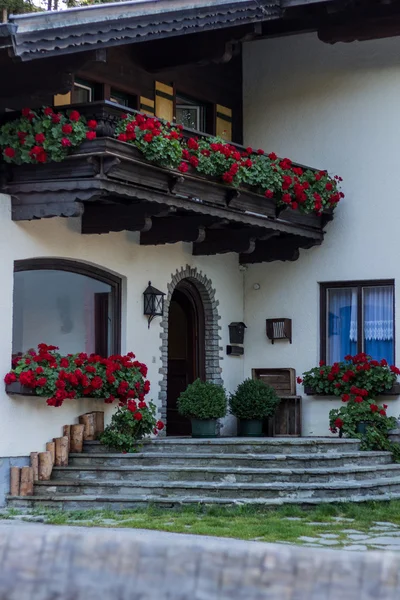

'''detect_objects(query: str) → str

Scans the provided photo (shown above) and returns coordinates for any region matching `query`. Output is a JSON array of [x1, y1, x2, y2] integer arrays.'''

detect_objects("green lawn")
[[4, 501, 400, 547]]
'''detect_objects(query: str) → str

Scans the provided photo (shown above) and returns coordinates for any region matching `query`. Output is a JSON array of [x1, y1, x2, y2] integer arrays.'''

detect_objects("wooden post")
[[70, 424, 84, 453], [20, 466, 34, 496], [92, 411, 105, 438], [10, 467, 21, 496], [38, 451, 53, 481], [54, 436, 69, 467], [30, 452, 39, 481], [79, 413, 96, 441], [62, 425, 71, 452], [46, 442, 55, 466]]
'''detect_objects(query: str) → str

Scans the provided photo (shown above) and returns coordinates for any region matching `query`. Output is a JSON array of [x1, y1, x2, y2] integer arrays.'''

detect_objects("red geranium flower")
[[134, 412, 143, 421], [86, 131, 96, 140], [4, 147, 15, 158], [69, 110, 80, 122], [87, 120, 97, 130]]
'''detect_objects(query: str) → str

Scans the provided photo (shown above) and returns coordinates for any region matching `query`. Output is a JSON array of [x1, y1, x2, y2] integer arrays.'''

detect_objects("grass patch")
[[13, 500, 400, 547]]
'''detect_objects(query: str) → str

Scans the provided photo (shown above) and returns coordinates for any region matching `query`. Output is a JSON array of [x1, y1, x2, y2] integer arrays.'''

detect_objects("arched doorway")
[[166, 280, 205, 436]]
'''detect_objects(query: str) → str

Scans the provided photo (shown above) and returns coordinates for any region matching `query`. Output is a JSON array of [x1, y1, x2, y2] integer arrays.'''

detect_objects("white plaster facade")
[[0, 194, 244, 458], [242, 32, 400, 435], [2, 31, 400, 463]]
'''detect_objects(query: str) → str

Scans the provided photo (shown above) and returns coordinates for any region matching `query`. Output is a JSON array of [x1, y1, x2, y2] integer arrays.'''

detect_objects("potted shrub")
[[177, 378, 227, 438], [230, 378, 280, 437]]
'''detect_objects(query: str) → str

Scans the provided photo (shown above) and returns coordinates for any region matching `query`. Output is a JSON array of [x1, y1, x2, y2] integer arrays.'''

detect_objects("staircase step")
[[83, 438, 361, 455], [51, 463, 400, 484], [69, 450, 391, 469], [9, 487, 400, 511], [31, 476, 400, 500]]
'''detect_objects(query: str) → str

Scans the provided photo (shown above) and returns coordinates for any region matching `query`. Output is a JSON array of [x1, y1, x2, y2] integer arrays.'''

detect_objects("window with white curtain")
[[321, 281, 395, 364]]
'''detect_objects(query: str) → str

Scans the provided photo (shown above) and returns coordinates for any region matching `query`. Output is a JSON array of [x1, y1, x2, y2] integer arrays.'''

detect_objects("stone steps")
[[68, 450, 392, 469], [83, 438, 361, 455], [30, 476, 400, 500], [9, 487, 400, 512], [51, 463, 400, 484], [7, 437, 399, 510]]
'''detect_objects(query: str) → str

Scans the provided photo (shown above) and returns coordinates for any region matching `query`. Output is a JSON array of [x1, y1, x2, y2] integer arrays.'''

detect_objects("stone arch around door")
[[158, 265, 223, 428]]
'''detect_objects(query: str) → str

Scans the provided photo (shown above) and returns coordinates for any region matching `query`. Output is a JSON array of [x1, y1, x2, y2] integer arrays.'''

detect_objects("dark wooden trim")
[[94, 292, 109, 357], [319, 279, 395, 364], [14, 258, 122, 354]]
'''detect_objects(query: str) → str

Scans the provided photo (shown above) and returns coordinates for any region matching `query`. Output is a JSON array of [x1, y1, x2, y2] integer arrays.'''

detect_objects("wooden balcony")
[[0, 101, 333, 264]]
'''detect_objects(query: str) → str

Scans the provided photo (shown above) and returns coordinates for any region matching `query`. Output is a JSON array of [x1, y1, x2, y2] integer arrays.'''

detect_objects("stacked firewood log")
[[10, 411, 104, 497]]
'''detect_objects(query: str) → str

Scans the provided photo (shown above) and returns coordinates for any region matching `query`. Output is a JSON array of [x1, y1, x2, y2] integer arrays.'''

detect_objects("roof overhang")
[[8, 0, 280, 62]]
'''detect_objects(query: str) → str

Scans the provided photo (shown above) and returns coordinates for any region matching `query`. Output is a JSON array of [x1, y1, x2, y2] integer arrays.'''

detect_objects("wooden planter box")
[[6, 382, 36, 396], [264, 396, 302, 437], [304, 383, 400, 396]]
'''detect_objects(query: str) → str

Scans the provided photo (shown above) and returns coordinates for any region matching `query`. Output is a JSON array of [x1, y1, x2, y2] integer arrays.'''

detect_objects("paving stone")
[[368, 537, 400, 545], [298, 536, 319, 542], [318, 533, 340, 539], [332, 517, 355, 523], [318, 539, 340, 546], [342, 529, 365, 534], [347, 534, 371, 541], [284, 517, 303, 521], [370, 525, 400, 531], [373, 521, 400, 527], [343, 545, 368, 551], [306, 522, 332, 526], [370, 545, 400, 552]]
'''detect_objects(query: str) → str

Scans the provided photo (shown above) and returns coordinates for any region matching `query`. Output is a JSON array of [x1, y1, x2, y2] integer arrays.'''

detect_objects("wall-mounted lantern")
[[228, 322, 247, 345], [266, 318, 292, 344], [143, 281, 165, 328]]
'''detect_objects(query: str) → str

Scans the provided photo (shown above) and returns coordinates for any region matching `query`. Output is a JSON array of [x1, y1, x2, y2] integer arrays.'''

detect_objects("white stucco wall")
[[243, 33, 400, 435], [0, 194, 244, 457]]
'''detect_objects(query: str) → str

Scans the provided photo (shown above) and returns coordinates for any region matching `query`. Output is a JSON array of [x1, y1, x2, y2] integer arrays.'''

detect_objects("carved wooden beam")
[[239, 234, 321, 264], [140, 215, 216, 246], [193, 228, 277, 256], [81, 202, 168, 234]]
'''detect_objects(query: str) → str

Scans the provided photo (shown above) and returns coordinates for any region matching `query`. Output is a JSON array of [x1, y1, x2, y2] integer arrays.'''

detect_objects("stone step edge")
[[52, 464, 400, 476], [33, 476, 400, 491], [8, 492, 400, 506], [86, 438, 360, 446], [69, 451, 389, 460]]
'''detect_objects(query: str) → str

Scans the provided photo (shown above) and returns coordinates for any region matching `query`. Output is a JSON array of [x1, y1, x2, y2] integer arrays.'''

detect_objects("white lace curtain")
[[363, 286, 393, 341]]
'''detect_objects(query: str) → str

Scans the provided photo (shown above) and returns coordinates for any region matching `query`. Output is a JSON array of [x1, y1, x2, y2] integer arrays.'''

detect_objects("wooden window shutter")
[[155, 81, 174, 122], [139, 96, 155, 116], [216, 104, 232, 141], [53, 93, 71, 106]]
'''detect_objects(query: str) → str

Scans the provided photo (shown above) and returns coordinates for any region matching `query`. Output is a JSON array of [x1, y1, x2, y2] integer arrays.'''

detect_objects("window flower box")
[[304, 383, 400, 396]]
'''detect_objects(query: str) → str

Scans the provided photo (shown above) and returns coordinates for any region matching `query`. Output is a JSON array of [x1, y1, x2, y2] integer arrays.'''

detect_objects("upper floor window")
[[175, 94, 207, 132], [12, 259, 121, 358], [109, 88, 137, 109], [320, 280, 395, 365], [72, 78, 93, 104]]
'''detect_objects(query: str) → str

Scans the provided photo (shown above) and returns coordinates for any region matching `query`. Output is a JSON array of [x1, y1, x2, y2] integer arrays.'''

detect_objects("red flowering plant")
[[181, 139, 343, 215], [300, 353, 399, 397], [4, 343, 153, 408], [329, 397, 400, 459], [0, 107, 97, 164], [114, 113, 183, 169], [100, 403, 164, 452]]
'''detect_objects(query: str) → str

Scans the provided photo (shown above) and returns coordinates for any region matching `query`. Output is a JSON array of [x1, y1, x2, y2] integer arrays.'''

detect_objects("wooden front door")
[[167, 281, 205, 436]]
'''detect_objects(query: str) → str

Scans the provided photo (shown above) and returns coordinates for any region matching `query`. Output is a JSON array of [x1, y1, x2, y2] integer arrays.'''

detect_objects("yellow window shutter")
[[155, 81, 174, 122], [216, 104, 232, 141], [139, 96, 155, 116], [53, 92, 71, 106]]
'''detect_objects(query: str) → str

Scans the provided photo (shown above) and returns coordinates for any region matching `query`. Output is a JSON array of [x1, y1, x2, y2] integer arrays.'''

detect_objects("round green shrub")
[[177, 378, 227, 420], [230, 378, 280, 420]]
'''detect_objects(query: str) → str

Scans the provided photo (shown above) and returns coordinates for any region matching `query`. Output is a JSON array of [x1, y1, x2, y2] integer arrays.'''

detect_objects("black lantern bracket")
[[143, 281, 165, 328]]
